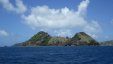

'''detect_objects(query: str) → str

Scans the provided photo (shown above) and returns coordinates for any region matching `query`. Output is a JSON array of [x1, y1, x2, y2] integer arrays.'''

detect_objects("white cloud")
[[0, 30, 8, 36], [54, 30, 73, 37], [0, 0, 27, 14], [22, 0, 101, 37], [0, 0, 15, 11], [23, 6, 87, 29], [84, 21, 102, 33], [76, 0, 89, 16], [91, 34, 97, 39], [0, 0, 101, 37], [15, 0, 27, 13]]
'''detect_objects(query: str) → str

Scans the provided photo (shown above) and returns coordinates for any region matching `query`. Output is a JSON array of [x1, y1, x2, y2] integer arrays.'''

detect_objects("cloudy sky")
[[0, 0, 113, 46]]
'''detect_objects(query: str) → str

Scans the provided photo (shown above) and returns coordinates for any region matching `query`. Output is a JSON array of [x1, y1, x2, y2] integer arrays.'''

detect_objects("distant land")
[[14, 31, 100, 46], [13, 31, 113, 47], [100, 40, 113, 46]]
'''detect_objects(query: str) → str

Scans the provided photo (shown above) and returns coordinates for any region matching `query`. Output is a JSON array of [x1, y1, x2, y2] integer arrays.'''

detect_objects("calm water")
[[0, 46, 113, 64]]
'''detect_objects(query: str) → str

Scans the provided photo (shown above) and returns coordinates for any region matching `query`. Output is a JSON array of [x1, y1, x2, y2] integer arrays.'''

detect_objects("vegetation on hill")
[[14, 31, 99, 46], [14, 31, 51, 46], [69, 32, 99, 46], [28, 31, 51, 46], [48, 37, 70, 46]]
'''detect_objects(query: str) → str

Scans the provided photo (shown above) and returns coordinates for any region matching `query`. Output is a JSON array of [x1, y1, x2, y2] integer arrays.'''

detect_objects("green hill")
[[14, 31, 51, 46], [69, 32, 99, 46], [14, 31, 99, 46]]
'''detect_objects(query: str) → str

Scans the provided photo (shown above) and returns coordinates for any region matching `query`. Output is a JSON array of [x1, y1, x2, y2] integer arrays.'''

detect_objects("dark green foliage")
[[29, 31, 51, 46], [88, 40, 99, 45], [29, 31, 50, 42], [72, 34, 80, 40]]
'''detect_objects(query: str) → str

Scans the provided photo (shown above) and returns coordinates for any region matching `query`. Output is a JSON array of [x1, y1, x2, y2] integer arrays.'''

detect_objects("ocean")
[[0, 46, 113, 64]]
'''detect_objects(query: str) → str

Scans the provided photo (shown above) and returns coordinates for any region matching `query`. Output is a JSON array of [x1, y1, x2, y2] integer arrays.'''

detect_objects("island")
[[14, 31, 99, 46]]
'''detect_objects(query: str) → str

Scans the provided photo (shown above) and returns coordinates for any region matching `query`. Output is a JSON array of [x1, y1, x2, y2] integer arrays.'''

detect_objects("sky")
[[0, 0, 113, 46]]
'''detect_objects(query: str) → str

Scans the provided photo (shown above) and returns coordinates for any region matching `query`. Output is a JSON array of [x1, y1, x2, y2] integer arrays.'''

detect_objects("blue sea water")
[[0, 46, 113, 64]]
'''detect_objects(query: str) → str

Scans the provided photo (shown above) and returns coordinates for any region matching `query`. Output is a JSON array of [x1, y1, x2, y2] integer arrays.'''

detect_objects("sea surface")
[[0, 46, 113, 64]]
